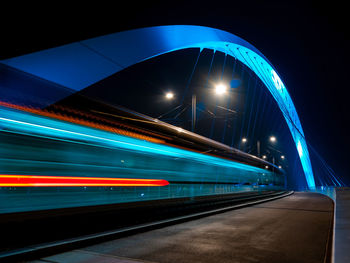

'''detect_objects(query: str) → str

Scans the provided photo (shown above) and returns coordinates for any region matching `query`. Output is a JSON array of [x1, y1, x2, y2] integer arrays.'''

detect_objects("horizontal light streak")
[[0, 101, 165, 144], [0, 174, 169, 187], [0, 107, 269, 174]]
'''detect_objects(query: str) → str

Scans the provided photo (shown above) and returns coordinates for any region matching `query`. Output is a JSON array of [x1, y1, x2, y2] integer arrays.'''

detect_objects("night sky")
[[1, 1, 349, 185]]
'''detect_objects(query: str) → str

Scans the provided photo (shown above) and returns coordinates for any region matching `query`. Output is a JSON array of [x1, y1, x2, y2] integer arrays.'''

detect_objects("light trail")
[[0, 174, 169, 187], [0, 106, 270, 173]]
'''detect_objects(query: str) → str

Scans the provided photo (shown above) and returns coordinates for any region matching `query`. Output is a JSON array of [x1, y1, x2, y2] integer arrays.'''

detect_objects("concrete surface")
[[33, 192, 334, 263], [334, 187, 350, 263]]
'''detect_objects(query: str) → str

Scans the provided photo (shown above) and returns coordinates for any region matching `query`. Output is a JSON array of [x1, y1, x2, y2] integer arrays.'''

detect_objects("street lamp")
[[191, 82, 229, 132], [165, 92, 174, 100], [214, 83, 228, 95], [243, 136, 279, 159], [257, 136, 276, 157], [281, 155, 285, 160], [241, 137, 248, 152]]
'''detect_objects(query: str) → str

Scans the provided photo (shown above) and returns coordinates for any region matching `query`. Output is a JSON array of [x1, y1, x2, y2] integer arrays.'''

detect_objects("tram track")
[[0, 190, 293, 262]]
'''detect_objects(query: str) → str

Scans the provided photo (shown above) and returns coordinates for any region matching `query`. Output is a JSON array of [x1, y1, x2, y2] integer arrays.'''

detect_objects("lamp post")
[[192, 94, 196, 132], [272, 156, 275, 185], [248, 136, 276, 159], [163, 82, 231, 134], [191, 82, 228, 133], [241, 137, 247, 152], [244, 136, 284, 186]]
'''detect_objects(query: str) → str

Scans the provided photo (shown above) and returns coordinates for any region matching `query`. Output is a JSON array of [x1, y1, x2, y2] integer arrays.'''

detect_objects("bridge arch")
[[0, 25, 315, 188]]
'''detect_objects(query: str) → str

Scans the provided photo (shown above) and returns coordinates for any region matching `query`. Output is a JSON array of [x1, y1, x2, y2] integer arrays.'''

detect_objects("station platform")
[[31, 192, 334, 263]]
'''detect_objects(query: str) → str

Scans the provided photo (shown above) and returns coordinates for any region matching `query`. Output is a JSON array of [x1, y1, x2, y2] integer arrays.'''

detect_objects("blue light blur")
[[0, 106, 283, 213], [0, 107, 268, 173]]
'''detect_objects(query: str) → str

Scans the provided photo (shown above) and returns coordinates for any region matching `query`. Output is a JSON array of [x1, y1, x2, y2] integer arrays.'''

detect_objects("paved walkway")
[[32, 192, 334, 263], [334, 187, 350, 263]]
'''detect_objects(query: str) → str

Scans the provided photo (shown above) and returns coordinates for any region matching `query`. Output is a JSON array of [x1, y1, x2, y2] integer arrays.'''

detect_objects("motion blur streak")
[[0, 175, 169, 187], [0, 105, 267, 173], [0, 104, 282, 213], [0, 101, 165, 144]]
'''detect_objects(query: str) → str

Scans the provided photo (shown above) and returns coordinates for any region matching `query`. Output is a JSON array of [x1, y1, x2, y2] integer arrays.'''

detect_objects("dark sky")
[[1, 1, 349, 184]]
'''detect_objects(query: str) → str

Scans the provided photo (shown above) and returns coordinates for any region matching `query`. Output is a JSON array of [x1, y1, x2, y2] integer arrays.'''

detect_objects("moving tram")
[[0, 100, 284, 214]]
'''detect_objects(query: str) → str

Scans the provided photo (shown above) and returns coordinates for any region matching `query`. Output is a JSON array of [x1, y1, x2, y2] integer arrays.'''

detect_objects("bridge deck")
[[32, 192, 333, 263]]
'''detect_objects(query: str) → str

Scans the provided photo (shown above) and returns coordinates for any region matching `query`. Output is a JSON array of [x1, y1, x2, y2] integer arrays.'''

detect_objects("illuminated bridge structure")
[[0, 25, 315, 189]]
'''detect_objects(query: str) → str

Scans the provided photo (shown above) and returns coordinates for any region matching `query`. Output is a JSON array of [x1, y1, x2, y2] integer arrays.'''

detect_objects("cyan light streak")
[[0, 106, 269, 174], [0, 25, 315, 188]]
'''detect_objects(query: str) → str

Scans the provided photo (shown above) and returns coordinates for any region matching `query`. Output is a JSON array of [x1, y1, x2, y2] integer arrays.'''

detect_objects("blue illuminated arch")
[[0, 25, 315, 188]]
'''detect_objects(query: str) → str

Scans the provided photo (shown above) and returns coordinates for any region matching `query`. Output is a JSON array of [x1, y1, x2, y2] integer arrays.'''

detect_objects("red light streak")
[[0, 175, 169, 187]]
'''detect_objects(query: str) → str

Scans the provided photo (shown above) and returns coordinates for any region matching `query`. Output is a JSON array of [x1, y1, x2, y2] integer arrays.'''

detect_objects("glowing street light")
[[269, 136, 277, 143], [265, 165, 269, 169], [278, 165, 282, 169], [262, 155, 267, 159], [242, 138, 247, 143], [281, 155, 285, 160], [165, 92, 174, 100], [215, 83, 227, 95]]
